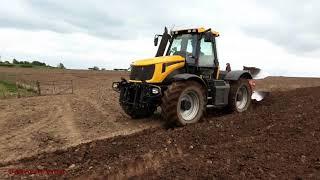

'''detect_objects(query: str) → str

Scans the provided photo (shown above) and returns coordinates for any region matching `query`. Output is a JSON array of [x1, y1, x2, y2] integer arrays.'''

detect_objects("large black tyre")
[[227, 78, 252, 112], [121, 104, 156, 119], [161, 81, 206, 126]]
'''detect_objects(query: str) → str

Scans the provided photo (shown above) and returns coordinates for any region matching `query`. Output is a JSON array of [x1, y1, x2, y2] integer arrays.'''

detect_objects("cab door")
[[197, 35, 219, 80]]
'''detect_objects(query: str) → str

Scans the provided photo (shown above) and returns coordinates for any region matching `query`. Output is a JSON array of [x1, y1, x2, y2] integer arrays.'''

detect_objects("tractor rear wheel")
[[227, 78, 252, 112], [161, 81, 206, 126]]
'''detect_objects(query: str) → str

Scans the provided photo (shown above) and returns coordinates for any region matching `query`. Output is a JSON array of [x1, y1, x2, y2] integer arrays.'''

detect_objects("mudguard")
[[172, 73, 207, 87], [224, 70, 252, 80]]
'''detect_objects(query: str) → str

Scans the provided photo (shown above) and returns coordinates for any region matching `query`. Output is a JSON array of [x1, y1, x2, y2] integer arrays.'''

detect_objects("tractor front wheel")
[[161, 81, 206, 126]]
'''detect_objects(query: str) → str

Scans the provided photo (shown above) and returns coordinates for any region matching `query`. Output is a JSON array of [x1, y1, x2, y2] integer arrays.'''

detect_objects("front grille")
[[130, 65, 155, 81]]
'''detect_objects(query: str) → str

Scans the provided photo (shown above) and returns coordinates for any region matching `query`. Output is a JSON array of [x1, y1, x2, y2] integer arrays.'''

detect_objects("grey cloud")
[[29, 0, 126, 38], [241, 0, 320, 54], [0, 0, 136, 39], [5, 0, 320, 55], [0, 0, 224, 40]]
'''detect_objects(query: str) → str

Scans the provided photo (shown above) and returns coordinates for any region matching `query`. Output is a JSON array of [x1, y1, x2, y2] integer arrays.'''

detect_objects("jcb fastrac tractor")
[[113, 27, 255, 126]]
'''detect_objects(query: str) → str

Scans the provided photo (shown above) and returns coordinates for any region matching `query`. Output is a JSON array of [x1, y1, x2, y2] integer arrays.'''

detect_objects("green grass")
[[0, 80, 37, 98], [0, 64, 15, 67], [0, 81, 17, 98], [18, 64, 34, 68], [0, 83, 8, 96], [0, 63, 57, 69], [0, 80, 17, 92]]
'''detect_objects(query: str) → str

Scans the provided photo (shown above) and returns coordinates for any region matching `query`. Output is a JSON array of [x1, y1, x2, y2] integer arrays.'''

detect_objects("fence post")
[[71, 80, 73, 94], [16, 82, 20, 98], [52, 81, 55, 94], [37, 81, 41, 95]]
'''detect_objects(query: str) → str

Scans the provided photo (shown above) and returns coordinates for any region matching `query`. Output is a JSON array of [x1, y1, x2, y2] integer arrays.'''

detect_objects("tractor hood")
[[132, 55, 185, 66]]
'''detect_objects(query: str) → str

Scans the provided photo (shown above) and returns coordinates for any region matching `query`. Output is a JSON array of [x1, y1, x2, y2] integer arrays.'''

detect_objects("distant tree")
[[4, 61, 10, 64], [32, 61, 46, 66], [113, 68, 128, 71], [57, 63, 66, 69], [0, 61, 3, 64], [88, 66, 99, 70], [93, 66, 99, 70], [101, 68, 106, 70], [12, 59, 19, 64], [23, 61, 30, 64]]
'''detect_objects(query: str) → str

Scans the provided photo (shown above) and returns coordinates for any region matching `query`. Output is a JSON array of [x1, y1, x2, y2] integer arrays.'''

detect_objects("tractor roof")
[[171, 27, 220, 37]]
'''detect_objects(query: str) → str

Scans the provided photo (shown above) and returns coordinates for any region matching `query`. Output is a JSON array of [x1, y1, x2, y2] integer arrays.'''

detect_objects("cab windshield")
[[167, 34, 198, 57]]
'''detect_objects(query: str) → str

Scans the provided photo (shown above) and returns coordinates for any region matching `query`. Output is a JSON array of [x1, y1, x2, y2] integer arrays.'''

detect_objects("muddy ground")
[[0, 68, 161, 165], [0, 67, 319, 179]]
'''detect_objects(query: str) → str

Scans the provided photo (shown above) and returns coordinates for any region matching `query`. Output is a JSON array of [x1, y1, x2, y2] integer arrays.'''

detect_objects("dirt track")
[[0, 67, 320, 179]]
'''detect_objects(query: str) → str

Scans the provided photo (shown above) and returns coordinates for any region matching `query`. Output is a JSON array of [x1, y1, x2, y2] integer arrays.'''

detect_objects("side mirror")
[[204, 31, 213, 42], [154, 35, 159, 46]]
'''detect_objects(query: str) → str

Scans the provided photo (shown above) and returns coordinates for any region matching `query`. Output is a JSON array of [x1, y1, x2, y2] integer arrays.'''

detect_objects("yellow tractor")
[[113, 27, 254, 126]]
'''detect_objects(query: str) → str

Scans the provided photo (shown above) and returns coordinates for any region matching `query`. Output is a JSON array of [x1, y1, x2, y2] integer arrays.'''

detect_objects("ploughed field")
[[0, 67, 319, 179]]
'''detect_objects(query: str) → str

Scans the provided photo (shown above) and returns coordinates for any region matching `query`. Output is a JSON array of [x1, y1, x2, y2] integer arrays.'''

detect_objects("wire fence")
[[39, 80, 73, 95], [0, 73, 73, 98]]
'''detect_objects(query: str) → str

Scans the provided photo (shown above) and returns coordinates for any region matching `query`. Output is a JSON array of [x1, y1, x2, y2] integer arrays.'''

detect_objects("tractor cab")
[[154, 27, 220, 80]]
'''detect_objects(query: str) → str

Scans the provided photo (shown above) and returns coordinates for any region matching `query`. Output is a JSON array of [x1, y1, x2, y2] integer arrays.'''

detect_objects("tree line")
[[0, 59, 65, 69]]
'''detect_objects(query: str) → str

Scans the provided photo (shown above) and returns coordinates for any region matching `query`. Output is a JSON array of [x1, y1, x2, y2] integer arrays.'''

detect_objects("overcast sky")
[[0, 0, 319, 77]]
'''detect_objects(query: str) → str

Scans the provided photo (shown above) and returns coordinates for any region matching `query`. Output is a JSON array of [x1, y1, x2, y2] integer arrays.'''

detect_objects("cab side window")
[[198, 37, 214, 67]]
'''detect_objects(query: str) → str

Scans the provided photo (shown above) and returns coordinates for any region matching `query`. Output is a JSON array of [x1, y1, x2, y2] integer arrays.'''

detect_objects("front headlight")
[[112, 82, 119, 89], [112, 82, 121, 92], [151, 87, 160, 94]]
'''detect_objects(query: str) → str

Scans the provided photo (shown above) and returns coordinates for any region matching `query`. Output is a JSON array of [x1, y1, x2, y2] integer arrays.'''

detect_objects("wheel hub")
[[236, 86, 248, 110], [181, 100, 192, 110], [179, 91, 200, 121], [236, 91, 243, 101]]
